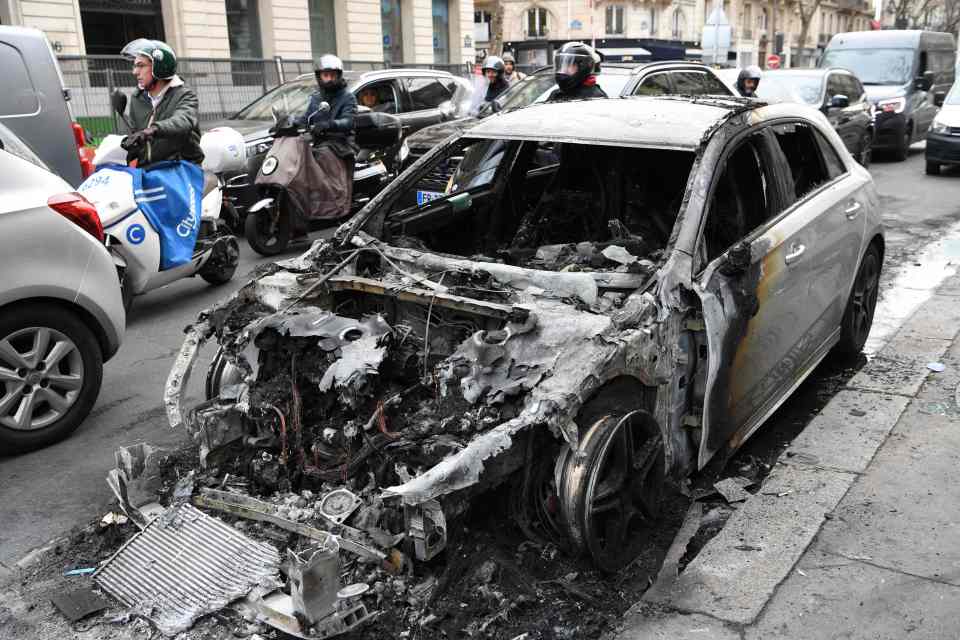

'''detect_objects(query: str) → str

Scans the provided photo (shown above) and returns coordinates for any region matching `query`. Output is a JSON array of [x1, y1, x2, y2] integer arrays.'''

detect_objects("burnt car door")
[[397, 76, 456, 138], [692, 126, 818, 468]]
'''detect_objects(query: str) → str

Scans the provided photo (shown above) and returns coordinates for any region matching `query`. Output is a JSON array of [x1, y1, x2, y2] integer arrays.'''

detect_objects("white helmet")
[[315, 54, 345, 90]]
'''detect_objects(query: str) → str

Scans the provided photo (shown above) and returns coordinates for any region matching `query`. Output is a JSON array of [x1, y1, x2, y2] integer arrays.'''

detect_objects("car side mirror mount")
[[935, 91, 946, 107], [719, 240, 752, 276], [110, 90, 127, 116], [829, 94, 850, 109], [448, 191, 472, 213], [916, 71, 934, 91]]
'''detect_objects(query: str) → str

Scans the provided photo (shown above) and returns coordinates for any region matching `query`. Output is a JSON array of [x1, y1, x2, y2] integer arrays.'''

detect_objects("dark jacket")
[[300, 84, 357, 147], [547, 78, 608, 102], [128, 82, 204, 166], [484, 78, 510, 103]]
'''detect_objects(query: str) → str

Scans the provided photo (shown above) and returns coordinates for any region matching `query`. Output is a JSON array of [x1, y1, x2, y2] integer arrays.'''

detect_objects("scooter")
[[78, 91, 242, 311], [244, 104, 402, 256]]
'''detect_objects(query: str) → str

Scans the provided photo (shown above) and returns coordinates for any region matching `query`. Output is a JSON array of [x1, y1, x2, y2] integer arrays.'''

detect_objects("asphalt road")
[[2, 146, 960, 569]]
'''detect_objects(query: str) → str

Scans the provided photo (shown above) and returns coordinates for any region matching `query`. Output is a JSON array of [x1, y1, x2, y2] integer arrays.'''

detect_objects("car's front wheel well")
[[0, 298, 109, 359], [576, 376, 658, 438]]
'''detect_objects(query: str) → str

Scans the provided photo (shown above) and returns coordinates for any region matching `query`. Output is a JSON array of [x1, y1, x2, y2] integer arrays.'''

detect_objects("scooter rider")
[[120, 39, 203, 166], [548, 42, 607, 102], [482, 56, 510, 103], [301, 54, 357, 147], [736, 65, 763, 97], [502, 52, 526, 86]]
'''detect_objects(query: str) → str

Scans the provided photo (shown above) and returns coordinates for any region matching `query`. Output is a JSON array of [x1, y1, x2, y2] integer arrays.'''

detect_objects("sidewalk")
[[614, 274, 960, 639]]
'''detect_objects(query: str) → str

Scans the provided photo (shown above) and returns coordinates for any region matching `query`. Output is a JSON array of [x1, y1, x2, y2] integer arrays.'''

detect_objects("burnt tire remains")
[[558, 410, 665, 572]]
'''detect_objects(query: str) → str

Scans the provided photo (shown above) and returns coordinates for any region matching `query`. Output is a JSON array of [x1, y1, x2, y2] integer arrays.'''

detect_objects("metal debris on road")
[[50, 587, 110, 622], [927, 361, 946, 372], [63, 567, 97, 577], [94, 503, 281, 636], [713, 477, 753, 503]]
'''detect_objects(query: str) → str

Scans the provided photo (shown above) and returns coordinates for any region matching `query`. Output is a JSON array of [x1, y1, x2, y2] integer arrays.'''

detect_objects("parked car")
[[0, 26, 95, 186], [820, 30, 956, 160], [208, 69, 472, 213], [402, 61, 733, 166], [0, 122, 124, 453], [716, 67, 806, 103], [743, 69, 874, 166], [925, 81, 960, 174], [169, 96, 882, 572]]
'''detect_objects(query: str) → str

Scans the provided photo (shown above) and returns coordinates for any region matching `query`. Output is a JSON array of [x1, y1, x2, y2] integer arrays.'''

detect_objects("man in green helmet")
[[119, 39, 203, 166]]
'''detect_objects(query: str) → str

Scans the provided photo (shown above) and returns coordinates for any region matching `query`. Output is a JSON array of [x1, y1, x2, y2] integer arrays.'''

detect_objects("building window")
[[474, 9, 492, 44], [309, 0, 337, 59], [526, 7, 548, 38], [606, 5, 625, 35], [382, 0, 403, 64], [644, 6, 657, 36], [225, 0, 263, 58], [672, 8, 685, 39], [432, 0, 449, 64], [758, 8, 768, 30]]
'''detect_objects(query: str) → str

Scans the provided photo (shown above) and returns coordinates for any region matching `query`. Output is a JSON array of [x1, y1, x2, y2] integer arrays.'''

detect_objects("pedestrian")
[[548, 42, 607, 102], [502, 52, 526, 86], [120, 39, 203, 166], [736, 66, 763, 97]]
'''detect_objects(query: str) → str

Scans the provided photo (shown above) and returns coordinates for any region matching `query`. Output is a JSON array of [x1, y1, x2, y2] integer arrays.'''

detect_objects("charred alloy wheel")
[[0, 305, 103, 452], [558, 410, 665, 572], [836, 244, 881, 356], [245, 199, 290, 256]]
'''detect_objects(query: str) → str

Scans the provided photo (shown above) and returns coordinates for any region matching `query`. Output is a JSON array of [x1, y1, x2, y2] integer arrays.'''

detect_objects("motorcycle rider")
[[482, 56, 510, 103], [502, 52, 526, 86], [548, 42, 607, 102], [120, 39, 203, 165], [736, 65, 763, 97], [300, 54, 358, 149]]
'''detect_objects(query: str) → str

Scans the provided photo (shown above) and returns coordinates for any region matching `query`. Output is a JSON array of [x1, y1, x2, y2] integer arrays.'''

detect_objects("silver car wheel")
[[0, 326, 84, 431]]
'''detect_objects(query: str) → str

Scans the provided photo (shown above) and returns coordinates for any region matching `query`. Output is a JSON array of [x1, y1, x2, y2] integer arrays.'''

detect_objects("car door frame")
[[680, 119, 841, 468], [395, 74, 455, 137]]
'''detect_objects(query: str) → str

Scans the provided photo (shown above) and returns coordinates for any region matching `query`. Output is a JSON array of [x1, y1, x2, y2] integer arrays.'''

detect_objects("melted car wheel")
[[558, 410, 665, 572]]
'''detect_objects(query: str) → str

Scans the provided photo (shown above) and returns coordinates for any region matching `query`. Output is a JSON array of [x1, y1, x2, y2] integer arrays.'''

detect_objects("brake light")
[[48, 192, 104, 242], [71, 122, 95, 178]]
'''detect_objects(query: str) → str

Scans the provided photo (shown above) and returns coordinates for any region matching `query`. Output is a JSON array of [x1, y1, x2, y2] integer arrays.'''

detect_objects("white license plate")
[[353, 161, 387, 181], [416, 190, 444, 206]]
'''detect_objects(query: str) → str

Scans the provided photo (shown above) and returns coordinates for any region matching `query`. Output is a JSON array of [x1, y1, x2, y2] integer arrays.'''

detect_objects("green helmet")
[[121, 38, 177, 80]]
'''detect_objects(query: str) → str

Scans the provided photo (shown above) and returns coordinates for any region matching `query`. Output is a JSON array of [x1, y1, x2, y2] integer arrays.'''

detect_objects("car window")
[[770, 121, 834, 201], [234, 79, 315, 120], [813, 129, 847, 179], [0, 122, 50, 171], [0, 43, 40, 117], [845, 74, 865, 102], [502, 73, 558, 110], [704, 132, 774, 263], [634, 72, 672, 96], [826, 74, 845, 102], [404, 78, 453, 111], [357, 80, 399, 114], [671, 71, 732, 95]]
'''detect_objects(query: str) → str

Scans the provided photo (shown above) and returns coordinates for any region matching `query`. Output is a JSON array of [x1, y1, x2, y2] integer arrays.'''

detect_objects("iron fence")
[[59, 55, 473, 142]]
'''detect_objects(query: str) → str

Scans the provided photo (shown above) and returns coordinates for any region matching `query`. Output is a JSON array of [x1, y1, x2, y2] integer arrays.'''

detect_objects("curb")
[[618, 276, 960, 634]]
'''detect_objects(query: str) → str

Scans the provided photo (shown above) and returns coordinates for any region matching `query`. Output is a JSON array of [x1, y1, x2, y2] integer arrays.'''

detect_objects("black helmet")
[[554, 42, 600, 92], [736, 65, 762, 96], [315, 54, 345, 91], [482, 55, 505, 79]]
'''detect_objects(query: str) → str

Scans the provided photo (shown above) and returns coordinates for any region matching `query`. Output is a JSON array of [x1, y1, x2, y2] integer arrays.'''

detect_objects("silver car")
[[0, 123, 124, 453], [168, 97, 882, 571]]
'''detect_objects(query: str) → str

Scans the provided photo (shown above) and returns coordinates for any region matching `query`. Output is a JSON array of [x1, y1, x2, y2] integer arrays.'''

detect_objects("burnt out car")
[[166, 97, 883, 572]]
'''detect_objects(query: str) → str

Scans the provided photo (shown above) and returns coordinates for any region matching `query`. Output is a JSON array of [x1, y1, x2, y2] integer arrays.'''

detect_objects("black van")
[[819, 30, 956, 161]]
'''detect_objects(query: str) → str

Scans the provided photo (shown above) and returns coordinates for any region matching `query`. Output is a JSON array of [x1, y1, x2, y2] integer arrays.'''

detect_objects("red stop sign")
[[766, 54, 781, 69]]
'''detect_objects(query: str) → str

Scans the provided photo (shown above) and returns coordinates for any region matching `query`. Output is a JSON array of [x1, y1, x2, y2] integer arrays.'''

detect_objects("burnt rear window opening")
[[377, 137, 695, 273]]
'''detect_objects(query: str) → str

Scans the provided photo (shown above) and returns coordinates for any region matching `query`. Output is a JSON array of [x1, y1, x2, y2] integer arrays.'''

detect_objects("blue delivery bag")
[[95, 161, 204, 270]]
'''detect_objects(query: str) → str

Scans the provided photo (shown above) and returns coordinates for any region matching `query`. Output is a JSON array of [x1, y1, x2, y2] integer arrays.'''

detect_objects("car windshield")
[[234, 78, 316, 120], [500, 74, 557, 110], [771, 75, 823, 105], [0, 122, 49, 171], [945, 82, 960, 105], [820, 48, 914, 85]]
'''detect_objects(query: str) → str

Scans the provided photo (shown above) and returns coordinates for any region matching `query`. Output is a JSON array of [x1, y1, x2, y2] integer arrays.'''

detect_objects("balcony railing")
[[522, 29, 550, 40]]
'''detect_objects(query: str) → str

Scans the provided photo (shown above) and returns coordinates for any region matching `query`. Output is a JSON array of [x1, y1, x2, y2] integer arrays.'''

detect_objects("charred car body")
[[167, 97, 883, 573]]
